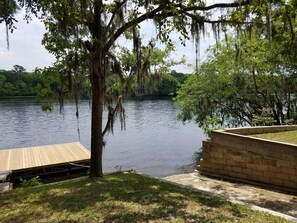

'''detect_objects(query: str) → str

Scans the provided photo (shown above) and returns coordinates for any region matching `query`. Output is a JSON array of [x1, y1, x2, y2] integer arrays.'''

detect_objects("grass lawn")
[[0, 173, 291, 223], [252, 130, 297, 144]]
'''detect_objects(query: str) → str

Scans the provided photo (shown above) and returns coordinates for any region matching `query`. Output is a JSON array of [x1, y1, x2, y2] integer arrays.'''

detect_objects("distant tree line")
[[0, 65, 42, 96], [154, 71, 188, 96], [131, 70, 189, 97], [0, 65, 188, 98]]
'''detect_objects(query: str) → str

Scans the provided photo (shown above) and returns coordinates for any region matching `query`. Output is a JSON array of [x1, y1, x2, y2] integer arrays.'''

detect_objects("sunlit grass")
[[252, 130, 297, 144], [0, 173, 290, 222]]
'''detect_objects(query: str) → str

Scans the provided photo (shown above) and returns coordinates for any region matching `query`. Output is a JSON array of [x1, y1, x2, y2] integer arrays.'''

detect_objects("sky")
[[0, 10, 55, 72], [0, 2, 220, 73]]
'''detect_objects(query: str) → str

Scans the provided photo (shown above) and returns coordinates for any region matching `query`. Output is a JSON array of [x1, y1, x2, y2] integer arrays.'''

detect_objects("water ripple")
[[0, 98, 206, 176]]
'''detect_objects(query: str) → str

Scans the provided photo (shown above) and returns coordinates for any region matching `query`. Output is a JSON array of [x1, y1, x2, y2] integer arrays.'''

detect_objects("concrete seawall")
[[198, 126, 297, 191]]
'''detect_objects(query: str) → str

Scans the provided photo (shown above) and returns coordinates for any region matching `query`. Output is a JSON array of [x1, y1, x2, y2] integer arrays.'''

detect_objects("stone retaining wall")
[[198, 126, 297, 190]]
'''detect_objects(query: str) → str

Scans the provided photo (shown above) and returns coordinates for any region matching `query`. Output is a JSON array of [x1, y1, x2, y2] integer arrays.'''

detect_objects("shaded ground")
[[0, 172, 292, 223], [164, 172, 297, 220]]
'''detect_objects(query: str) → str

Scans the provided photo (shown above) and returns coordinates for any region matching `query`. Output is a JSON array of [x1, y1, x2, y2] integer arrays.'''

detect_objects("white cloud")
[[0, 9, 55, 71], [0, 2, 223, 73]]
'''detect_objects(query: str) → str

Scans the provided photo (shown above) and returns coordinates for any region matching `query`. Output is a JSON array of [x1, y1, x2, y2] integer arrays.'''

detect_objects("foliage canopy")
[[176, 1, 297, 132], [3, 0, 279, 176]]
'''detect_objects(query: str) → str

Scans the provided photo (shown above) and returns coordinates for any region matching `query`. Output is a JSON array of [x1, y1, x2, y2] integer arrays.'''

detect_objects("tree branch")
[[106, 0, 127, 32], [102, 97, 121, 137], [103, 0, 251, 53], [104, 6, 163, 53], [184, 11, 253, 24], [175, 0, 250, 12]]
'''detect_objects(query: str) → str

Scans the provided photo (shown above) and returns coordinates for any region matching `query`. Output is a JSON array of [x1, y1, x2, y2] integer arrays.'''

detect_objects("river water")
[[0, 97, 206, 177]]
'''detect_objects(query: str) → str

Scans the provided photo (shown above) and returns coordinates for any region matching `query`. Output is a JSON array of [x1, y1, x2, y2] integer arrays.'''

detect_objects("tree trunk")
[[88, 0, 104, 178], [89, 63, 104, 178]]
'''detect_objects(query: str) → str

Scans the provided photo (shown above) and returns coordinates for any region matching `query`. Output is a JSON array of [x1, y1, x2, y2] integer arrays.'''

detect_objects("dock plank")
[[0, 142, 90, 172]]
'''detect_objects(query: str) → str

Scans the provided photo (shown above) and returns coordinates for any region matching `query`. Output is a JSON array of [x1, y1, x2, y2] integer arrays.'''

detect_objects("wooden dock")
[[0, 142, 90, 173]]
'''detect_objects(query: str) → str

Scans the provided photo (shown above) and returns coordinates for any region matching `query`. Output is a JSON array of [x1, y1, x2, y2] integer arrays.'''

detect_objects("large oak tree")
[[1, 0, 252, 177]]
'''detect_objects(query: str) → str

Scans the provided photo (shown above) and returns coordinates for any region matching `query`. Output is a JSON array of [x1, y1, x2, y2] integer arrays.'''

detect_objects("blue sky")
[[0, 2, 220, 73]]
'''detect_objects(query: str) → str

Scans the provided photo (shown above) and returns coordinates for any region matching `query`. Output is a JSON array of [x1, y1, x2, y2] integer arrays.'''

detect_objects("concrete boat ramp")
[[0, 142, 90, 191], [164, 172, 297, 222]]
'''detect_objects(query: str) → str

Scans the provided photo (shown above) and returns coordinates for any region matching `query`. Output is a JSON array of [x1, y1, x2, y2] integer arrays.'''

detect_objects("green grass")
[[252, 130, 297, 144], [0, 173, 290, 223]]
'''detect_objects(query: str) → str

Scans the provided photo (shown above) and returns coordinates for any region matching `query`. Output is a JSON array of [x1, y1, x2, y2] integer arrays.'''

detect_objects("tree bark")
[[89, 61, 104, 178], [89, 0, 104, 178]]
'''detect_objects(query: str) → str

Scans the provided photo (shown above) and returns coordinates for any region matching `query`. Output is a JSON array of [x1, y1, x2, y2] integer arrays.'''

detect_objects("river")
[[0, 97, 206, 177]]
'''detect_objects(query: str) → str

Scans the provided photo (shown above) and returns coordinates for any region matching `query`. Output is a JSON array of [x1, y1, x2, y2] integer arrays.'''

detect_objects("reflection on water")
[[0, 97, 206, 177]]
